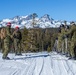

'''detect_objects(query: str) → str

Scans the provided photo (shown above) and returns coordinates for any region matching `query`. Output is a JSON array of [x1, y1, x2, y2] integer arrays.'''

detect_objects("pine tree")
[[22, 27, 28, 52]]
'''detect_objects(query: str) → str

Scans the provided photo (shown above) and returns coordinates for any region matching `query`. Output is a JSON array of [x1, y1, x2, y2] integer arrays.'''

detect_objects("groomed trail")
[[0, 52, 76, 75]]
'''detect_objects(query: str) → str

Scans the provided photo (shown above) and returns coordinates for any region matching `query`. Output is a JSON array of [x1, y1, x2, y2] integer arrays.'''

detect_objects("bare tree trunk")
[[42, 41, 44, 51], [62, 41, 65, 54], [65, 38, 68, 54]]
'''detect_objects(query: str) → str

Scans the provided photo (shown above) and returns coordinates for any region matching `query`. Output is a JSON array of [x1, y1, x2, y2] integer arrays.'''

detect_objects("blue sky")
[[0, 0, 76, 21]]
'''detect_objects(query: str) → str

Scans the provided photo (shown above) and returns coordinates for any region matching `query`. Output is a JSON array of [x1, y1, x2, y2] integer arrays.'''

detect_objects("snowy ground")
[[0, 51, 76, 75]]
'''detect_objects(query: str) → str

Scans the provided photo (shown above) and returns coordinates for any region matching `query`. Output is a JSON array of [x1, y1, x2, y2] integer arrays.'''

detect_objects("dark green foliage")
[[21, 28, 58, 52], [21, 27, 28, 52], [0, 27, 59, 53]]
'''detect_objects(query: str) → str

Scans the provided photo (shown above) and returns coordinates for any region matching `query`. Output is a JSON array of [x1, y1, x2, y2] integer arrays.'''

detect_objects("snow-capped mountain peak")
[[0, 13, 70, 28], [40, 14, 51, 22]]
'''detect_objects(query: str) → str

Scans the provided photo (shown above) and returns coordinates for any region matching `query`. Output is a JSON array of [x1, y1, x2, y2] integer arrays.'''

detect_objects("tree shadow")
[[12, 54, 49, 60]]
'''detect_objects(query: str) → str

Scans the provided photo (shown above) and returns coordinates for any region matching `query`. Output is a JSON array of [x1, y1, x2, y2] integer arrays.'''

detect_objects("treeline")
[[0, 27, 58, 53], [21, 28, 58, 52]]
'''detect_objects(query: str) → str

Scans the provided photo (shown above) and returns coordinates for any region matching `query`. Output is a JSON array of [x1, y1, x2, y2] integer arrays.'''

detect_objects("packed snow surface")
[[0, 52, 76, 75]]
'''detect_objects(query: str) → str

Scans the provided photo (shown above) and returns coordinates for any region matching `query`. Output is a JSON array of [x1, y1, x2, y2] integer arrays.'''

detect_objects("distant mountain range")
[[0, 14, 71, 28]]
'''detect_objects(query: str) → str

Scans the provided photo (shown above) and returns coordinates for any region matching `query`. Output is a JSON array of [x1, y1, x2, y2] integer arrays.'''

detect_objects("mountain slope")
[[0, 14, 70, 28]]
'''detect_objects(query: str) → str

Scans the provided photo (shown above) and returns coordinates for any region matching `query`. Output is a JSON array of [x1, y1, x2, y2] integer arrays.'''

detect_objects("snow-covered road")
[[0, 52, 76, 75]]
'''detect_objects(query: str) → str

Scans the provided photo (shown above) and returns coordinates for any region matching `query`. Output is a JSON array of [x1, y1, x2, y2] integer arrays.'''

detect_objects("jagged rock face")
[[39, 14, 51, 22]]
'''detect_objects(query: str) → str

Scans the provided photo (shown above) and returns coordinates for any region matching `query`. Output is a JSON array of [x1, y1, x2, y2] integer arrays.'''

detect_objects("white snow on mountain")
[[0, 14, 71, 29], [0, 51, 76, 75]]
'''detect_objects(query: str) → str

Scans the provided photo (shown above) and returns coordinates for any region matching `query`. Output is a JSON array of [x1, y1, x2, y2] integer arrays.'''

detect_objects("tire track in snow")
[[8, 61, 24, 75], [10, 69, 19, 75], [69, 60, 76, 74], [20, 58, 35, 75], [59, 57, 76, 75], [0, 61, 17, 75], [50, 53, 71, 75], [39, 57, 45, 75], [32, 57, 44, 75], [38, 57, 44, 75], [50, 55, 57, 75], [24, 58, 36, 75], [51, 52, 75, 75], [8, 58, 34, 75], [48, 56, 54, 75], [50, 55, 61, 75], [51, 54, 67, 75], [40, 56, 53, 75], [62, 60, 74, 75], [57, 57, 68, 75], [65, 60, 76, 75]]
